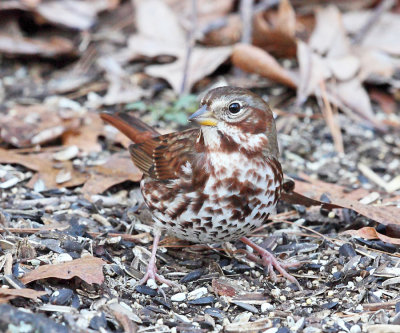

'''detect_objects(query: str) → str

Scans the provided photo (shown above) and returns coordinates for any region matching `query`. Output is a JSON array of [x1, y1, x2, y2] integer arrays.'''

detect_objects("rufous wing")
[[129, 128, 201, 180]]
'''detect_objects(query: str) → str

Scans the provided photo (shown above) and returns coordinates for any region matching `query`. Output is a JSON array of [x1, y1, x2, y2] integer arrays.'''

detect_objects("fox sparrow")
[[102, 87, 300, 288]]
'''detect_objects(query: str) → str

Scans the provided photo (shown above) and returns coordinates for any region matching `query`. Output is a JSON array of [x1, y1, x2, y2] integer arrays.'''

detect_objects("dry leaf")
[[0, 149, 88, 189], [0, 104, 81, 148], [276, 0, 296, 38], [0, 288, 47, 301], [212, 277, 243, 297], [35, 0, 119, 30], [145, 46, 232, 93], [81, 151, 142, 198], [63, 112, 132, 152], [232, 44, 297, 88], [0, 34, 75, 57], [21, 256, 106, 285], [123, 0, 232, 93], [296, 5, 387, 130], [343, 11, 400, 55], [252, 0, 297, 58], [343, 227, 400, 245], [282, 175, 400, 226]]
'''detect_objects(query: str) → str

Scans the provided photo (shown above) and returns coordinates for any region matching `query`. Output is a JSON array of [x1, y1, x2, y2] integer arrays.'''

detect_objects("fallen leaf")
[[232, 43, 297, 88], [343, 11, 400, 56], [0, 34, 75, 57], [0, 288, 47, 300], [62, 112, 104, 153], [295, 5, 387, 130], [145, 45, 232, 93], [21, 256, 106, 285], [252, 0, 298, 58], [0, 149, 88, 189], [282, 175, 400, 226], [212, 277, 242, 297], [122, 0, 232, 93], [343, 227, 400, 245], [0, 104, 81, 148], [81, 151, 142, 198], [34, 0, 119, 30]]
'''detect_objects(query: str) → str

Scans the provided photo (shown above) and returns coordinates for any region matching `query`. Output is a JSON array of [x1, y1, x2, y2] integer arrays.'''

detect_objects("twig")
[[240, 0, 254, 44], [234, 0, 254, 77], [180, 0, 197, 95], [0, 227, 149, 242], [319, 80, 344, 154], [352, 0, 395, 44]]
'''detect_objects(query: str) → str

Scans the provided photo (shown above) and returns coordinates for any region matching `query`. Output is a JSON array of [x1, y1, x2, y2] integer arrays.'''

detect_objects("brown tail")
[[100, 112, 159, 144]]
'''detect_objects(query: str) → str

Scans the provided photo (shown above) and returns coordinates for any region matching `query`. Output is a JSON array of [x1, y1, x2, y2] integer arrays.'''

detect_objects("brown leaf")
[[202, 14, 242, 46], [81, 151, 142, 198], [212, 277, 242, 297], [0, 34, 75, 57], [34, 0, 119, 31], [0, 105, 81, 148], [123, 0, 232, 93], [0, 288, 47, 300], [343, 11, 400, 55], [276, 0, 296, 38], [343, 227, 400, 245], [145, 45, 232, 93], [282, 175, 400, 226], [0, 149, 88, 189], [232, 44, 297, 88], [252, 0, 298, 58], [21, 256, 106, 285]]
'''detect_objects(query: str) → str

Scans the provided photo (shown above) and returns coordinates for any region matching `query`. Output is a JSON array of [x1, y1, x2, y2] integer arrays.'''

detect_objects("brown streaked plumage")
[[101, 86, 300, 289]]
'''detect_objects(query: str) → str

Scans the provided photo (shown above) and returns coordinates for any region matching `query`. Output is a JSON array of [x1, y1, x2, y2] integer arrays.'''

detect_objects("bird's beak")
[[188, 105, 218, 126]]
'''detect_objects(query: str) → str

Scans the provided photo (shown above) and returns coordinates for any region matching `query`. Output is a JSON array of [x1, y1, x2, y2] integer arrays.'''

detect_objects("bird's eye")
[[228, 102, 241, 114]]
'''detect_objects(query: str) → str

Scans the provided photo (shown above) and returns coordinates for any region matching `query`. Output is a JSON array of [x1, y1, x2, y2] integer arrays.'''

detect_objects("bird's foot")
[[138, 260, 178, 288], [240, 237, 303, 290], [137, 231, 181, 293]]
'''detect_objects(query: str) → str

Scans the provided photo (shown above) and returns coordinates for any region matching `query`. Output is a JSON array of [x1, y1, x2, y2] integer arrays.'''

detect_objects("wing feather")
[[129, 128, 201, 180]]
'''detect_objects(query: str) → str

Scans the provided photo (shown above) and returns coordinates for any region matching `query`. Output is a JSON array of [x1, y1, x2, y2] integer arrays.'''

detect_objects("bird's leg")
[[240, 237, 302, 290], [138, 231, 178, 288]]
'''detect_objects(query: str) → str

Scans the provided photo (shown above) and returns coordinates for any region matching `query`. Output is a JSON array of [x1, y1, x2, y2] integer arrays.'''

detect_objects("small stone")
[[54, 253, 73, 263], [180, 269, 204, 283], [271, 289, 281, 298], [350, 325, 361, 333], [188, 287, 208, 300], [53, 146, 79, 161], [188, 296, 215, 305], [303, 327, 322, 333], [146, 278, 158, 290], [171, 292, 186, 302], [135, 285, 157, 296], [339, 243, 357, 258], [261, 303, 274, 312], [232, 312, 252, 323], [232, 301, 258, 314], [204, 307, 225, 319]]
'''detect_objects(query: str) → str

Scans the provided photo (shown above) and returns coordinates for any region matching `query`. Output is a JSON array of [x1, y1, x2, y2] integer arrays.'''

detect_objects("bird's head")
[[189, 86, 278, 157]]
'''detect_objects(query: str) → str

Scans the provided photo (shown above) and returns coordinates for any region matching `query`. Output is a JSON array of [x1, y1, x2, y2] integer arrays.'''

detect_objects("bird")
[[101, 86, 300, 288]]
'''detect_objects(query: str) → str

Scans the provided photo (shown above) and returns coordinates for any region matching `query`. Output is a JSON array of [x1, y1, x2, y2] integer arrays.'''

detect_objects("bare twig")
[[180, 0, 197, 94], [235, 0, 254, 77], [319, 80, 344, 154], [240, 0, 254, 44], [352, 0, 395, 44]]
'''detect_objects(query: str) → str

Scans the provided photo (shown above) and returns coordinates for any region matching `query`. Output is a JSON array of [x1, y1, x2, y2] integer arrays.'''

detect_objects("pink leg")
[[240, 237, 302, 290], [138, 231, 178, 288]]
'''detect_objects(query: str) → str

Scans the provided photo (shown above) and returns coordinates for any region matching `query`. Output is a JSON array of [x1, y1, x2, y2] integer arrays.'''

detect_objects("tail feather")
[[100, 112, 159, 144]]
